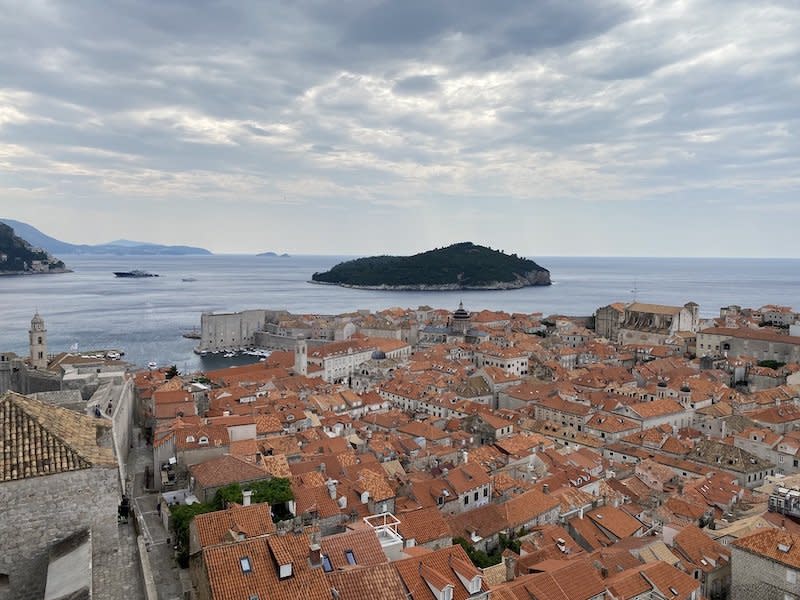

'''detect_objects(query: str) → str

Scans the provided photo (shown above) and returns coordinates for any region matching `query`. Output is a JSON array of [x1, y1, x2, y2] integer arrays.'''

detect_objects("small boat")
[[148, 361, 158, 369], [181, 277, 197, 282], [114, 270, 159, 278], [105, 351, 121, 360], [182, 330, 201, 339], [223, 352, 235, 358]]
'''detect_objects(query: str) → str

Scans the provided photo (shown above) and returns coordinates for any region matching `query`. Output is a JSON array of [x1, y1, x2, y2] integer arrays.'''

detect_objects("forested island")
[[0, 222, 70, 275], [311, 242, 551, 290]]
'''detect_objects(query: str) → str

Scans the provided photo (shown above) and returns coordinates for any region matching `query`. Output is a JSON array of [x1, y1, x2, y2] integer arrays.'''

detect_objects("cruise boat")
[[114, 270, 159, 278]]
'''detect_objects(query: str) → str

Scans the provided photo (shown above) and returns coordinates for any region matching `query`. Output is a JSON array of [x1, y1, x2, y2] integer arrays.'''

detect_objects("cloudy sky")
[[1, 1, 798, 256]]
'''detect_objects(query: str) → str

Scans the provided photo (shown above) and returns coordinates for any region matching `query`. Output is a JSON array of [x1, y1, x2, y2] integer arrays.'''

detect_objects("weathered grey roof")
[[688, 439, 773, 473], [0, 392, 116, 482]]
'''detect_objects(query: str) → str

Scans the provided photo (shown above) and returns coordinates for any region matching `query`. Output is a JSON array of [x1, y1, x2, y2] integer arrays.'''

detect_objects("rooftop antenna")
[[631, 278, 639, 302]]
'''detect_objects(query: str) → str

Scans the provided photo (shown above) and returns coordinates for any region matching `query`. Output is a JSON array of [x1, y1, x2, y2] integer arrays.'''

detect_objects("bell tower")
[[29, 312, 48, 370], [294, 336, 307, 376]]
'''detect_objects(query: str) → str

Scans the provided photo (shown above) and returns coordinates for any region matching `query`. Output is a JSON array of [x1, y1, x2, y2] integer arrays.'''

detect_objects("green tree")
[[212, 483, 243, 510], [249, 478, 293, 505], [170, 502, 214, 567], [165, 365, 179, 379]]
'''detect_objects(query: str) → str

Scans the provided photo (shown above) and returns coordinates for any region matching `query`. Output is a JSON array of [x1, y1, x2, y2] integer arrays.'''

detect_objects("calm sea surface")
[[0, 255, 798, 371]]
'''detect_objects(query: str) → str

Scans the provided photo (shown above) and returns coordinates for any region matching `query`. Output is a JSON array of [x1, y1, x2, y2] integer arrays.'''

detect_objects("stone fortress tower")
[[28, 311, 48, 370]]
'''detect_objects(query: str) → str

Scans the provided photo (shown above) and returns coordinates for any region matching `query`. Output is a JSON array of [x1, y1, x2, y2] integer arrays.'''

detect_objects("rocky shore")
[[309, 269, 551, 290]]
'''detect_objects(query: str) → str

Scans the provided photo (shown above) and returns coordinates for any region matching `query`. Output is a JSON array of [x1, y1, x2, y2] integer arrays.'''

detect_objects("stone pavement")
[[127, 429, 187, 600]]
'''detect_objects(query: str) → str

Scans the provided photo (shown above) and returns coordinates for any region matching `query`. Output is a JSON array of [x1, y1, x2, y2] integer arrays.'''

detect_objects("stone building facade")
[[731, 529, 800, 600], [0, 392, 139, 600]]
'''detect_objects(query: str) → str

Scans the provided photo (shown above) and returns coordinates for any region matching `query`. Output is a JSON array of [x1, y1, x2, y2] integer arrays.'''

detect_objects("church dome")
[[452, 302, 470, 321], [31, 312, 44, 325], [371, 350, 387, 360]]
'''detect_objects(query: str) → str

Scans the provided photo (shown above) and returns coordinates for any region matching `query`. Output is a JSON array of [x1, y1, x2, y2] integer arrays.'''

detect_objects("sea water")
[[0, 254, 797, 371]]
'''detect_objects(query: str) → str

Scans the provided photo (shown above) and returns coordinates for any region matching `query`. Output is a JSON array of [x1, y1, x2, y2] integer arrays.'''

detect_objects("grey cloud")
[[393, 75, 440, 95], [0, 0, 799, 255]]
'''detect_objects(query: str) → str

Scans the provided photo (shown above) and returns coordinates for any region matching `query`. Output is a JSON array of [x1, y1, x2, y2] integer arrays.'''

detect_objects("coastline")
[[307, 279, 551, 291], [0, 268, 73, 276]]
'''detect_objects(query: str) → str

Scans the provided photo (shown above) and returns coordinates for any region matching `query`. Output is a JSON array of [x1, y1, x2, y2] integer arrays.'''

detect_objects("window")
[[464, 496, 469, 505], [198, 436, 209, 445], [474, 491, 479, 501], [483, 488, 488, 497], [321, 555, 333, 573], [344, 550, 356, 565], [0, 573, 8, 588], [186, 435, 195, 443], [240, 557, 252, 573]]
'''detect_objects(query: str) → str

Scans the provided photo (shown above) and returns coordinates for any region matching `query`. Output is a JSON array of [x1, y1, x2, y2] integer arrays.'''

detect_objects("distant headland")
[[0, 219, 212, 256], [257, 251, 291, 257], [310, 242, 551, 290], [0, 222, 70, 275]]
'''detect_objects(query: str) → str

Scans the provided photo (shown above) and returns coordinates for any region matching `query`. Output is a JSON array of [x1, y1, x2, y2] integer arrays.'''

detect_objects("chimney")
[[504, 556, 517, 582], [543, 483, 549, 494], [309, 530, 322, 567], [309, 542, 321, 567], [579, 507, 584, 520], [243, 490, 253, 507], [326, 479, 337, 500]]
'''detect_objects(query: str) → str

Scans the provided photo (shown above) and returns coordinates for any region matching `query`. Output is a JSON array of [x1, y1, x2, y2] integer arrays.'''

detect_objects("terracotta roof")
[[700, 326, 800, 345], [732, 528, 800, 570], [673, 524, 730, 572], [626, 398, 684, 419], [749, 403, 800, 424], [585, 413, 639, 433], [504, 489, 560, 528], [626, 302, 687, 316], [586, 506, 644, 539], [189, 454, 269, 489], [320, 528, 387, 570], [522, 559, 606, 600], [193, 503, 276, 549], [393, 545, 487, 600], [608, 561, 700, 600], [398, 507, 452, 545], [1, 391, 115, 481], [203, 533, 329, 600], [326, 562, 407, 599], [445, 463, 491, 495]]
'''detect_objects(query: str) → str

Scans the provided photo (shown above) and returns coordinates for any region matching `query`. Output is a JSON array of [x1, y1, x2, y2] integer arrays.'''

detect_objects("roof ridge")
[[6, 392, 99, 460], [1, 393, 92, 480]]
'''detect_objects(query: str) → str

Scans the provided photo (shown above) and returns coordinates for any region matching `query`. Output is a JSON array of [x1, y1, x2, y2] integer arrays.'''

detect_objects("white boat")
[[106, 351, 121, 360], [148, 361, 158, 369], [223, 352, 235, 358]]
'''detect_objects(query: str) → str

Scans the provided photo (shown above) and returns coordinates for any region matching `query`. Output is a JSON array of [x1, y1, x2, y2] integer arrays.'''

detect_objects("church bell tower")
[[29, 312, 48, 370]]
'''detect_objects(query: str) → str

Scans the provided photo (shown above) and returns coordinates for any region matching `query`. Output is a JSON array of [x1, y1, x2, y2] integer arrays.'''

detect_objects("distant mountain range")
[[0, 219, 212, 255]]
